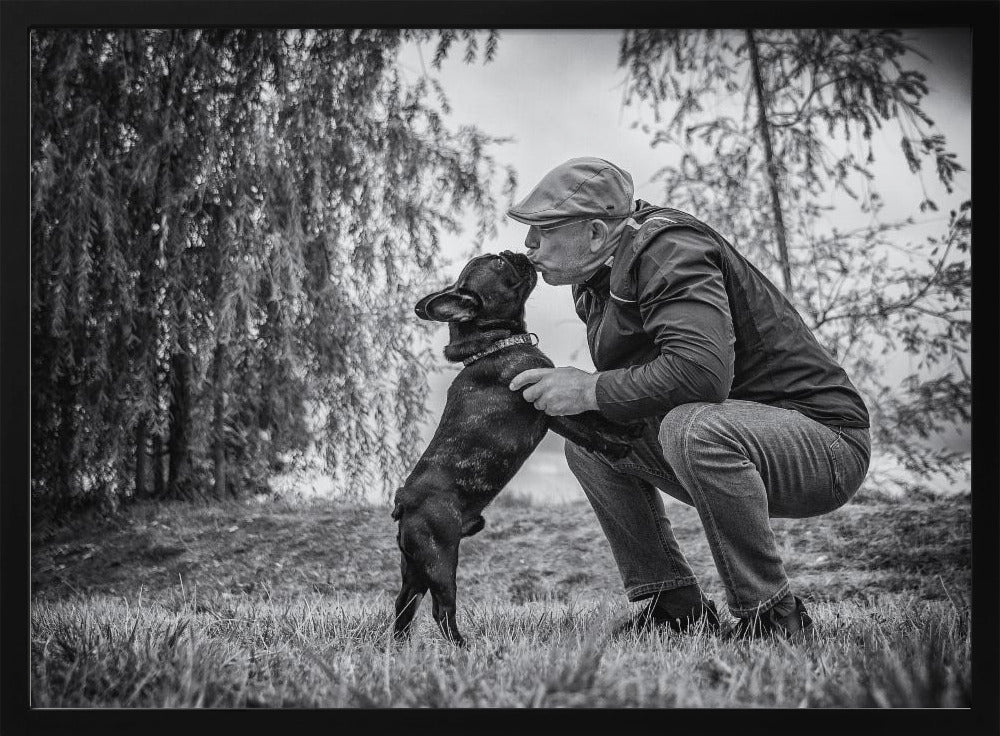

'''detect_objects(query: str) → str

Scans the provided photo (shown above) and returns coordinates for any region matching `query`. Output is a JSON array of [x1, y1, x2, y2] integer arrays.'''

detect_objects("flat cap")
[[506, 157, 635, 227]]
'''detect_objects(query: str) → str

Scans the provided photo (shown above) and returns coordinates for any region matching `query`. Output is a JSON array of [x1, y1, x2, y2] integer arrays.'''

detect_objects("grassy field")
[[31, 487, 971, 708]]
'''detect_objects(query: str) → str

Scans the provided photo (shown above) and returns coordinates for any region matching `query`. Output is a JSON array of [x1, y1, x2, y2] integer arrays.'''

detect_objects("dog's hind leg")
[[461, 515, 485, 537], [393, 552, 428, 640], [425, 543, 466, 647]]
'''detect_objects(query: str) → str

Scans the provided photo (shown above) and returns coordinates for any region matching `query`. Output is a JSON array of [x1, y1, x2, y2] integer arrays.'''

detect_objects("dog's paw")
[[601, 441, 633, 461], [392, 627, 413, 647], [600, 421, 644, 444], [623, 421, 646, 439]]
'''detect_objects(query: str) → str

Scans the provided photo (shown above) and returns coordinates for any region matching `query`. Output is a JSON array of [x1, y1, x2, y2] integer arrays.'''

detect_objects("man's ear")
[[414, 287, 482, 322], [587, 219, 610, 253]]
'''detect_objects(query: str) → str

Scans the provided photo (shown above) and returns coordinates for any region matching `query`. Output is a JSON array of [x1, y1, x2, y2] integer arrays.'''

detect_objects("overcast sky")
[[397, 29, 972, 501]]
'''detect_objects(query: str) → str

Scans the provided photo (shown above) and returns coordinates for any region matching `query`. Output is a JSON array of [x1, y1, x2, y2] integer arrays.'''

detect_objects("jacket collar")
[[578, 201, 652, 293], [580, 253, 614, 293]]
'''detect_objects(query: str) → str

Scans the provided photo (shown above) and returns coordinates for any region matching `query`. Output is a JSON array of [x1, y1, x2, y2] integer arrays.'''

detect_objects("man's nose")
[[524, 227, 540, 249]]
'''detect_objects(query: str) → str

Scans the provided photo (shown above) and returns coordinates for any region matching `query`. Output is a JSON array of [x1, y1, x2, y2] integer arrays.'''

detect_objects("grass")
[[30, 490, 971, 708]]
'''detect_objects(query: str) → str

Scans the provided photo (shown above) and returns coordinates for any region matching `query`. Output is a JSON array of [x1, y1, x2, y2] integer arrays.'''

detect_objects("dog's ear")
[[415, 287, 481, 322]]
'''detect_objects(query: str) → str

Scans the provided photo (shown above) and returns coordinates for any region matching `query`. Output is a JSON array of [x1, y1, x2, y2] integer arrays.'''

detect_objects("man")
[[507, 157, 871, 640]]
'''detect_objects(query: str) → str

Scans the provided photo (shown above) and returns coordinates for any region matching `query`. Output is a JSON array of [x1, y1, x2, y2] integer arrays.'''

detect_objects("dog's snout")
[[499, 250, 536, 282], [500, 250, 530, 268]]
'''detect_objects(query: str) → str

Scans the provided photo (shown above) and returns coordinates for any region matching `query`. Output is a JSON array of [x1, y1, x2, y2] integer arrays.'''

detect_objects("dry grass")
[[30, 490, 971, 708]]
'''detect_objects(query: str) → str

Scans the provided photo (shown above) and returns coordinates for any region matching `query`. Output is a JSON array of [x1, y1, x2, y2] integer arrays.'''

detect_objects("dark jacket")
[[574, 201, 870, 429]]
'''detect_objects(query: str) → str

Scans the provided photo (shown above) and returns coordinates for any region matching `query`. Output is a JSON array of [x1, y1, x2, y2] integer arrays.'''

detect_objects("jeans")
[[564, 399, 871, 617]]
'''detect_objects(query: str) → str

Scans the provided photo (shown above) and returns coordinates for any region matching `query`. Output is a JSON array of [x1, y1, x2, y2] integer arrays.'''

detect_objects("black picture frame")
[[3, 2, 997, 733]]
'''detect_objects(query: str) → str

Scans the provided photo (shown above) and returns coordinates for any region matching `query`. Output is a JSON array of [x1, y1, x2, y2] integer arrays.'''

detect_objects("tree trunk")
[[259, 293, 280, 473], [747, 29, 793, 297], [57, 373, 77, 505], [212, 340, 228, 500], [133, 235, 159, 501], [134, 418, 148, 498], [152, 432, 166, 498], [167, 307, 194, 500], [206, 203, 232, 501]]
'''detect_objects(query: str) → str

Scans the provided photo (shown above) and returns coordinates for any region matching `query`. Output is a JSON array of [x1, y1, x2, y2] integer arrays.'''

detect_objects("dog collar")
[[463, 333, 539, 367]]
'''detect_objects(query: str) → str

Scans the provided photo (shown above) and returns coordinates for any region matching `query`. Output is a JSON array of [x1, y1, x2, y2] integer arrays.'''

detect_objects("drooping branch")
[[618, 28, 971, 482], [747, 29, 792, 295]]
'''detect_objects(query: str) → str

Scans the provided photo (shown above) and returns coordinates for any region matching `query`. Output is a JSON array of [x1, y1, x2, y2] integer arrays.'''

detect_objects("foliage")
[[618, 29, 970, 478], [31, 29, 515, 511]]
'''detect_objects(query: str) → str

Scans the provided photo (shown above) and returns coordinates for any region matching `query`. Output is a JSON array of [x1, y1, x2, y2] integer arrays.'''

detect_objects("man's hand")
[[509, 367, 600, 416]]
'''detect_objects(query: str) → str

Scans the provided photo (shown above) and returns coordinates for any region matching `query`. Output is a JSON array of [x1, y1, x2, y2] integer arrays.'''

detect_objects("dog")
[[390, 250, 642, 646]]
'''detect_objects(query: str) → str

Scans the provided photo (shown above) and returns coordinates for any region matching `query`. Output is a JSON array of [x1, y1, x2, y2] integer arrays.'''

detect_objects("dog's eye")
[[492, 257, 505, 270]]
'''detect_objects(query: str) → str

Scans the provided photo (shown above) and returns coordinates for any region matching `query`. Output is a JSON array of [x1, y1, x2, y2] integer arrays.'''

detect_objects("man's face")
[[523, 220, 600, 286]]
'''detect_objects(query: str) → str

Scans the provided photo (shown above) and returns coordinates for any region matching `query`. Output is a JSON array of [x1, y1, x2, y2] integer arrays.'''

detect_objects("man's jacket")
[[573, 200, 870, 429]]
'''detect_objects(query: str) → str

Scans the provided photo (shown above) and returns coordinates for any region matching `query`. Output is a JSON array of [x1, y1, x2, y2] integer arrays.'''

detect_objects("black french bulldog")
[[391, 250, 642, 646]]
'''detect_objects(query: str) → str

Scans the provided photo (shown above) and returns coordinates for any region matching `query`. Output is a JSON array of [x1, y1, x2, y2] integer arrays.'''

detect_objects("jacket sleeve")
[[594, 227, 736, 422]]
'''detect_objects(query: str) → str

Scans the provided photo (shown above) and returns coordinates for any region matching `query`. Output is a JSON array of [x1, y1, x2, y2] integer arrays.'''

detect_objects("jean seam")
[[830, 428, 848, 505], [639, 483, 686, 581], [729, 582, 791, 617], [617, 461, 673, 482], [834, 428, 871, 506], [582, 445, 617, 469], [675, 403, 744, 608], [627, 578, 698, 602]]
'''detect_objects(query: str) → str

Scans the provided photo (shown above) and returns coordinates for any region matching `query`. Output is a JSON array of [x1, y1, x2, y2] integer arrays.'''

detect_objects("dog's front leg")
[[426, 543, 465, 647], [547, 413, 638, 460]]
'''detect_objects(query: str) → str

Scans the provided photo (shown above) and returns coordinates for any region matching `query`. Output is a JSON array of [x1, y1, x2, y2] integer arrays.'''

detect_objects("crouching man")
[[507, 157, 871, 640]]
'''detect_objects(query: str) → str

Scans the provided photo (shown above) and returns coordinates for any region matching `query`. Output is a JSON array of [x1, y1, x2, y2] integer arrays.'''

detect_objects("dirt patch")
[[31, 494, 971, 610]]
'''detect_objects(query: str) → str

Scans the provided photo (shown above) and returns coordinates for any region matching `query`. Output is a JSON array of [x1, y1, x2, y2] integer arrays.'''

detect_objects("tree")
[[617, 29, 970, 482], [31, 29, 515, 513]]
